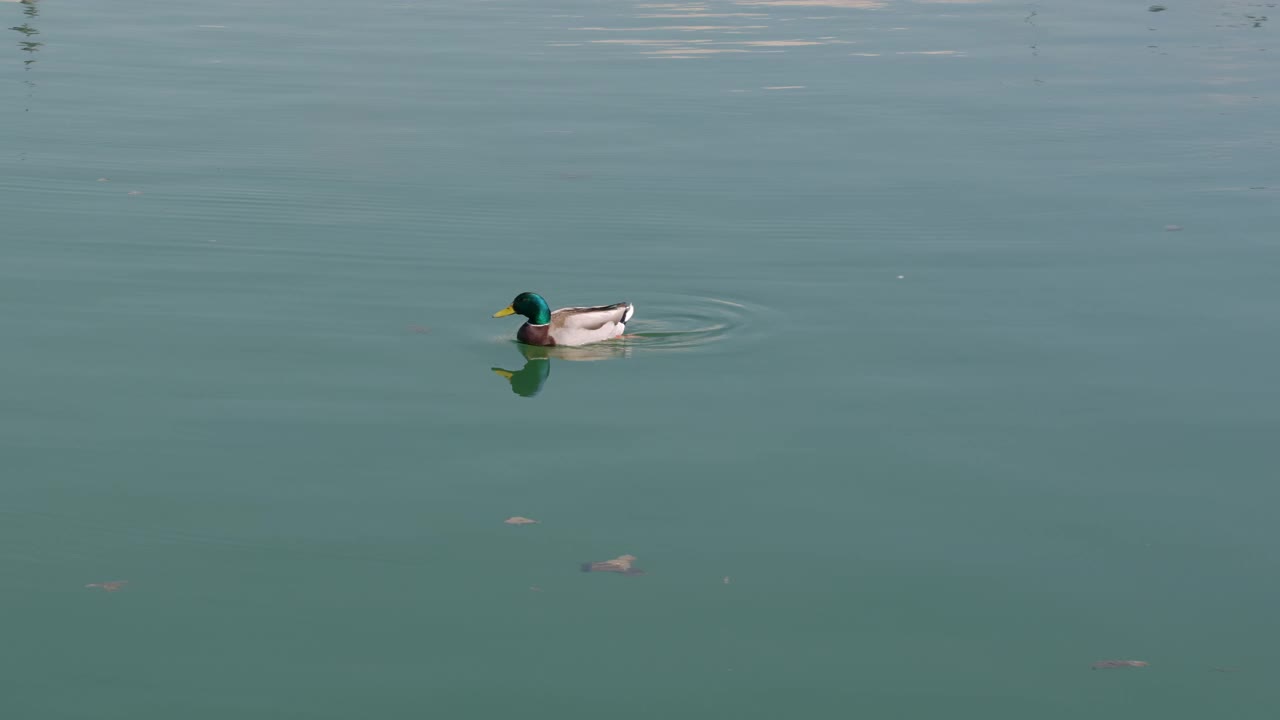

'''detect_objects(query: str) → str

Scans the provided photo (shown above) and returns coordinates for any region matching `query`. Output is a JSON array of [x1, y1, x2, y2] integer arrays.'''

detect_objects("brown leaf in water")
[[581, 554, 644, 575], [1091, 660, 1148, 669], [504, 516, 539, 525], [85, 581, 128, 592]]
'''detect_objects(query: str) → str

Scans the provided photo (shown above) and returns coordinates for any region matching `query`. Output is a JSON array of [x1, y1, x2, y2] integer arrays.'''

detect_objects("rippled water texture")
[[3, 0, 1280, 718]]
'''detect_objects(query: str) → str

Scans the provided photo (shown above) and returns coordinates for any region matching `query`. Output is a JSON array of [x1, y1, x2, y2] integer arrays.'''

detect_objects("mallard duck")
[[492, 292, 634, 347]]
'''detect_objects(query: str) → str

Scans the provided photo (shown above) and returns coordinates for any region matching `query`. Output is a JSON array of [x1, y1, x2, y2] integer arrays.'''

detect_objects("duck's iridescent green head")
[[492, 292, 551, 325]]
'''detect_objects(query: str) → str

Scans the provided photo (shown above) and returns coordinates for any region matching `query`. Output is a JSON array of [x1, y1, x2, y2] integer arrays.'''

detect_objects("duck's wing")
[[552, 303, 634, 328], [547, 302, 634, 346]]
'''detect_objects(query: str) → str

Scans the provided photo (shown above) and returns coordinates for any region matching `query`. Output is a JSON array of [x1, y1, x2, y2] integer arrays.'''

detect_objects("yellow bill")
[[492, 305, 516, 318]]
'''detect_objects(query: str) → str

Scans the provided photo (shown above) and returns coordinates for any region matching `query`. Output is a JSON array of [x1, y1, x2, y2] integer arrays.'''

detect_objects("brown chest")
[[517, 323, 554, 346]]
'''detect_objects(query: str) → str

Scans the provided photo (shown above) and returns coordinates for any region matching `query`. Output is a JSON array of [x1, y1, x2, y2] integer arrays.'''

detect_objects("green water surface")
[[4, 0, 1279, 717]]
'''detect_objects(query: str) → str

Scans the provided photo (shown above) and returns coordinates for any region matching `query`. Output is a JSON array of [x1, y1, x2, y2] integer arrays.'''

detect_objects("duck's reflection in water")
[[492, 341, 632, 398]]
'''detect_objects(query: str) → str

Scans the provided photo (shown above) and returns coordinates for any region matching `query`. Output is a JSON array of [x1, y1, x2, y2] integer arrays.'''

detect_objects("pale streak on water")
[[2, 0, 1280, 718]]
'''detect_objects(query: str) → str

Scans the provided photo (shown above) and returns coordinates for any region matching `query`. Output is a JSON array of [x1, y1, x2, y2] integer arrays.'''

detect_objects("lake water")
[[4, 0, 1279, 717]]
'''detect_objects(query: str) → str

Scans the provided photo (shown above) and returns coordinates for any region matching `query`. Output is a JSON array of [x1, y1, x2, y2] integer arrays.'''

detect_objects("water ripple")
[[625, 292, 770, 352]]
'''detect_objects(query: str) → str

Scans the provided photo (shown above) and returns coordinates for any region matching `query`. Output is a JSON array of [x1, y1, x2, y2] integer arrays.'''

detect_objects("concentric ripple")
[[622, 293, 770, 354]]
